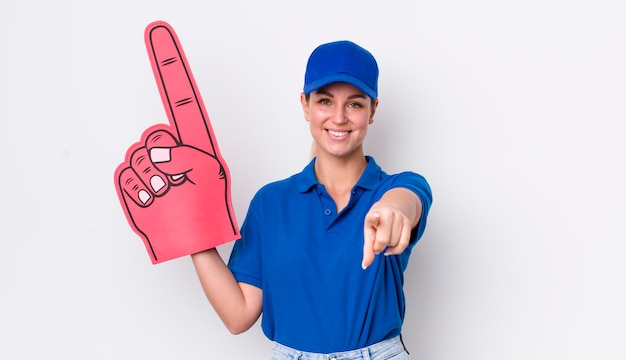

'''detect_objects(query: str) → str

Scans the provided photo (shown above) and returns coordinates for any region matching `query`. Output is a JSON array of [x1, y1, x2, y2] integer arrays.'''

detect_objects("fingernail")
[[139, 190, 151, 204], [361, 262, 368, 270], [150, 147, 171, 163], [150, 175, 166, 192]]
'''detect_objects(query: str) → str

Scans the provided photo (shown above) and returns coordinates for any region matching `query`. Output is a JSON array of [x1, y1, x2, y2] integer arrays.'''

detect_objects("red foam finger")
[[129, 147, 169, 197], [145, 128, 186, 185], [145, 21, 219, 157], [112, 21, 241, 264], [118, 166, 154, 207]]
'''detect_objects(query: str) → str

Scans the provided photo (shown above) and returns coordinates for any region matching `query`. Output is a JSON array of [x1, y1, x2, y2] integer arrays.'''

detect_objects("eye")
[[318, 98, 331, 105], [347, 102, 363, 109]]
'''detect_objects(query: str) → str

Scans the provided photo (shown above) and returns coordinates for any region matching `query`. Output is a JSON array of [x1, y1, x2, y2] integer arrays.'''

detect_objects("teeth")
[[329, 130, 349, 137]]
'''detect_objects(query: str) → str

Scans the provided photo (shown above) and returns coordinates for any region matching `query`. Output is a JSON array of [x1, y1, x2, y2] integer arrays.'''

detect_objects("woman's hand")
[[362, 188, 422, 269]]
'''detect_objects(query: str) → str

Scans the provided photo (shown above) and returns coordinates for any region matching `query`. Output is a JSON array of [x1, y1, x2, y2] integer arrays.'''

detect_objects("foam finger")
[[145, 21, 218, 156], [118, 166, 153, 207], [129, 147, 169, 197]]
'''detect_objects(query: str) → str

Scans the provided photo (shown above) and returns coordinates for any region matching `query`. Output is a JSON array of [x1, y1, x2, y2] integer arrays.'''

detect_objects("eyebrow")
[[314, 89, 367, 100]]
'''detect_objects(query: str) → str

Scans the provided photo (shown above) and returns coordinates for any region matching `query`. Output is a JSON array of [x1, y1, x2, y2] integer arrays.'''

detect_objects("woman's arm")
[[191, 249, 263, 334], [362, 188, 422, 269]]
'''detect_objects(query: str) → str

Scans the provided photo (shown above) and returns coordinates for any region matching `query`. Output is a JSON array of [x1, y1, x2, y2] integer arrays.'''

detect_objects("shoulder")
[[367, 157, 430, 192], [385, 171, 433, 209], [253, 160, 316, 200], [368, 157, 432, 207], [386, 170, 430, 187], [250, 171, 305, 205], [256, 173, 299, 195]]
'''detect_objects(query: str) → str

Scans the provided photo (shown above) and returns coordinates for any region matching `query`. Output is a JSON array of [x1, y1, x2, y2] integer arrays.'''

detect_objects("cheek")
[[308, 110, 326, 125], [360, 125, 370, 138], [307, 116, 319, 133], [356, 115, 372, 129], [309, 120, 323, 137]]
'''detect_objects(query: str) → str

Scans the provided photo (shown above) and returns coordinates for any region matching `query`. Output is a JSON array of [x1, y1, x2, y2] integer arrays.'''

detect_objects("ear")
[[369, 99, 379, 124], [300, 93, 310, 121]]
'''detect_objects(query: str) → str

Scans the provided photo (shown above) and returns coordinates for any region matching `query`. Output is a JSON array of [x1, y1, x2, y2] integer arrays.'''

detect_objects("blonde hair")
[[309, 141, 316, 160]]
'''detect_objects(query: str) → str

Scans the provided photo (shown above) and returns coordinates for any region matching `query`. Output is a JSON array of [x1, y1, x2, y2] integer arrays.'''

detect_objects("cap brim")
[[304, 73, 377, 100]]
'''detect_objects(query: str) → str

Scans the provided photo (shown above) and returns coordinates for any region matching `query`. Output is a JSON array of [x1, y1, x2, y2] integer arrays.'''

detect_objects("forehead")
[[313, 82, 366, 97]]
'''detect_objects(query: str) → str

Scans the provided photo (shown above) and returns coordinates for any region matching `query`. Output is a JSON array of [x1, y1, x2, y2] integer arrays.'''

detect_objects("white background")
[[1, 0, 625, 359]]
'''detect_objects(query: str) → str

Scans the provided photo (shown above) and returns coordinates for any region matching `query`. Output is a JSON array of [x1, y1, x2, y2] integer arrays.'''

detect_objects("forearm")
[[191, 249, 262, 334]]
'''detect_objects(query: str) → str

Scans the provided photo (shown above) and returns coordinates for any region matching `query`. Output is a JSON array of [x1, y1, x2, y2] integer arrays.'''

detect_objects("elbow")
[[225, 321, 253, 335], [223, 313, 257, 335], [227, 326, 247, 335]]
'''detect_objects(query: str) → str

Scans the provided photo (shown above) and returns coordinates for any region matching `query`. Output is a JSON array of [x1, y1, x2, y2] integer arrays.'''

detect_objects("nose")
[[330, 106, 347, 124]]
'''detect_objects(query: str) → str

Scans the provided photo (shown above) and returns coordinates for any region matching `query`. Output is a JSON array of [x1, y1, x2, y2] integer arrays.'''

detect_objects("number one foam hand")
[[114, 21, 240, 264]]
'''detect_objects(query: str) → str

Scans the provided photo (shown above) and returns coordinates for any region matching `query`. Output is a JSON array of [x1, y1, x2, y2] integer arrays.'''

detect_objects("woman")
[[191, 40, 432, 359]]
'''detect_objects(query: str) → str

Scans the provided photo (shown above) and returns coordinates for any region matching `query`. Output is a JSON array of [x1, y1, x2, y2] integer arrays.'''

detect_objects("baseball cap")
[[303, 40, 379, 100]]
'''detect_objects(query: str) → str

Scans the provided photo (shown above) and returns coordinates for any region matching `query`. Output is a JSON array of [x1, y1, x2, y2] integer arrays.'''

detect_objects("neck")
[[314, 151, 367, 191], [314, 152, 367, 212]]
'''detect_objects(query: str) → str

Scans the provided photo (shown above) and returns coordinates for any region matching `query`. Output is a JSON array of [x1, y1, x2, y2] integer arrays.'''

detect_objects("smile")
[[327, 130, 350, 137]]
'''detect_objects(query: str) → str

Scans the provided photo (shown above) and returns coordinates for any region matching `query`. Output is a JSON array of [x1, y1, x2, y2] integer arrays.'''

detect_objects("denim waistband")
[[272, 335, 408, 360]]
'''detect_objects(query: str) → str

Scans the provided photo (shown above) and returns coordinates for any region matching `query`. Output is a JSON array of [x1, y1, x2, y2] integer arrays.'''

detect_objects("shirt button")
[[324, 209, 332, 215]]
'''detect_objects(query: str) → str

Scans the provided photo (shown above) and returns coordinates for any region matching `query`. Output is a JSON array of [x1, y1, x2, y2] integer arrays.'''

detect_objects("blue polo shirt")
[[228, 156, 432, 353]]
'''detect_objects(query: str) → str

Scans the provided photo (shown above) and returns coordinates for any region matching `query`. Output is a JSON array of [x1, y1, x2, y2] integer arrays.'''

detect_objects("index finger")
[[145, 21, 218, 157], [361, 212, 379, 270]]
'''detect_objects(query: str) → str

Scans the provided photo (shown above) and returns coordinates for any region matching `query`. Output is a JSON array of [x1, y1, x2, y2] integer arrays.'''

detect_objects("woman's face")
[[301, 82, 377, 161]]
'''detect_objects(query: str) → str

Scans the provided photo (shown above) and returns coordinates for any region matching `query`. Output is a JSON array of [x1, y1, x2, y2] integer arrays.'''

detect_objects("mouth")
[[327, 129, 351, 137]]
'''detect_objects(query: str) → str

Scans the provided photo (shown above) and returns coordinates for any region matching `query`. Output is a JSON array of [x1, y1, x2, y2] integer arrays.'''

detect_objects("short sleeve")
[[391, 171, 433, 243], [227, 193, 264, 289]]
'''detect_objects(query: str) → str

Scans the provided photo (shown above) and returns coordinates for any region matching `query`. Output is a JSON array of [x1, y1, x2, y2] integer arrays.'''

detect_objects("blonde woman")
[[192, 40, 432, 359]]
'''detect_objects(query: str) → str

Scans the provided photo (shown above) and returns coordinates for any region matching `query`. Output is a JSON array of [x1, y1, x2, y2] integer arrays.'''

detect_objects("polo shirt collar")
[[297, 156, 382, 193]]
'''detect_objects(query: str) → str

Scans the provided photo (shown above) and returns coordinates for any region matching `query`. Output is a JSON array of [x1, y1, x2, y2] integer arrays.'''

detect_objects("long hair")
[[309, 141, 316, 160]]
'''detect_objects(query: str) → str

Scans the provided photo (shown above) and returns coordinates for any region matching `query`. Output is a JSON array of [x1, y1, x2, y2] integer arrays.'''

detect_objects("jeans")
[[271, 335, 410, 360]]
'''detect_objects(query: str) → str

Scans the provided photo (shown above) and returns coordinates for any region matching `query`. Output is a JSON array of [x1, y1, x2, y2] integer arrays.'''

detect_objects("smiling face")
[[301, 82, 378, 162]]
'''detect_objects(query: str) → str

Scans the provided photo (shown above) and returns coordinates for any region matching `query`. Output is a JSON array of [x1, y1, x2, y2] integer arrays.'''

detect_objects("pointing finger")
[[145, 21, 218, 156], [362, 212, 380, 270]]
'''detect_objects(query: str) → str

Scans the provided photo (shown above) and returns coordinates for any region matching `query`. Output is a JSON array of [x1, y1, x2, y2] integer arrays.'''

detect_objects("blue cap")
[[303, 40, 379, 100]]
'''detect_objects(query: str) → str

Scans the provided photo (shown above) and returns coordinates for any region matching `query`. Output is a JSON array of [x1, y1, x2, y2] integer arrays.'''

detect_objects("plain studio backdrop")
[[1, 0, 624, 359]]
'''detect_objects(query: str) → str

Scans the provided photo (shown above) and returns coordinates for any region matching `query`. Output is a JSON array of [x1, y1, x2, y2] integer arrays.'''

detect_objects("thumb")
[[151, 145, 220, 179]]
